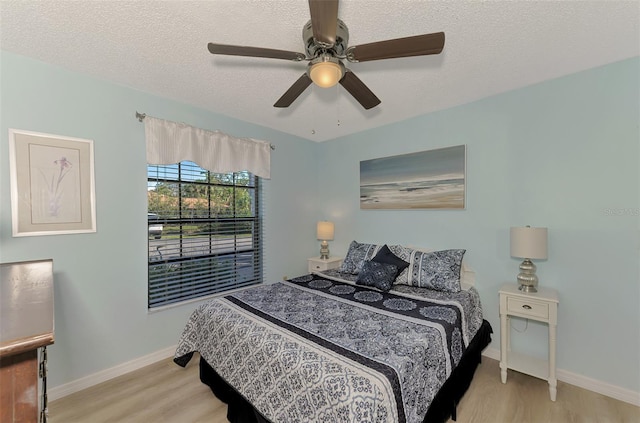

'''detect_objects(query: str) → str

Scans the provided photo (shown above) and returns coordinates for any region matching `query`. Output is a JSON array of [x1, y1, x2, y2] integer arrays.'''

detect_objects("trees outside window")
[[147, 162, 262, 308]]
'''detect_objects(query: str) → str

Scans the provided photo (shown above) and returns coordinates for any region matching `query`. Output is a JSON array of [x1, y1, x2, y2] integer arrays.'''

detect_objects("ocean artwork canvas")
[[360, 145, 466, 209]]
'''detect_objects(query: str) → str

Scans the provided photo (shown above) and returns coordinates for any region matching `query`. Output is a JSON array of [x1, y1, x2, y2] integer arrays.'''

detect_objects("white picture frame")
[[9, 129, 96, 236]]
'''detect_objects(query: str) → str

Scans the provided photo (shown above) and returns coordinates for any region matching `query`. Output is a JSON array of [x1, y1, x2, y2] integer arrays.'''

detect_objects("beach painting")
[[360, 145, 466, 209]]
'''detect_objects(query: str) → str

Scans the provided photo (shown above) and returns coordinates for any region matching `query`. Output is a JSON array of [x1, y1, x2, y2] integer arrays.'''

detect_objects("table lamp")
[[316, 221, 334, 260], [510, 226, 548, 292]]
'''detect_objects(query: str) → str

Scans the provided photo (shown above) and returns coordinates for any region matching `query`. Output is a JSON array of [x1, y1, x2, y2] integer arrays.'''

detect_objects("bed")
[[174, 242, 492, 423]]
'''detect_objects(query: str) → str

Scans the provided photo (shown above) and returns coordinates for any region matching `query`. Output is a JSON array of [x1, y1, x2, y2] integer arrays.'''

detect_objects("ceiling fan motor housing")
[[303, 19, 349, 58]]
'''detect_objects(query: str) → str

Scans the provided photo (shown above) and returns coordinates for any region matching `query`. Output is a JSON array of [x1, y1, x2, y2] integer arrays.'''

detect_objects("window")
[[147, 161, 262, 309]]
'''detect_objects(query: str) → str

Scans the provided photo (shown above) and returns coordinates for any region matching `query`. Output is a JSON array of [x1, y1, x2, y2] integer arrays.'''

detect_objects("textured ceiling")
[[1, 1, 638, 142]]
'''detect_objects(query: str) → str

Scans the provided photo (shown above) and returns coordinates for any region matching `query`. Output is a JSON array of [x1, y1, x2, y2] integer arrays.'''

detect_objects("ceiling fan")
[[207, 0, 444, 110]]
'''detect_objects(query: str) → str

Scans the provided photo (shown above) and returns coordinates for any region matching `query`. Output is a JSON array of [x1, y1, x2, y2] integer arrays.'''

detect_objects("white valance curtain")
[[144, 116, 271, 179]]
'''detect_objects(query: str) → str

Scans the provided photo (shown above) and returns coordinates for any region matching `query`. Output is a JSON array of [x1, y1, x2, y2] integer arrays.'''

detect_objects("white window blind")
[[147, 162, 262, 308]]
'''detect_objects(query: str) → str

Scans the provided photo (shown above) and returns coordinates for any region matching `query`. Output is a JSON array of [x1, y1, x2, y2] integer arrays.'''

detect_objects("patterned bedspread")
[[174, 273, 484, 423]]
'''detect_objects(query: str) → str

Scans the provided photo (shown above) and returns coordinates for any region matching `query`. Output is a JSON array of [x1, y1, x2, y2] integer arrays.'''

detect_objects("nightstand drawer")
[[507, 297, 549, 320], [308, 257, 342, 273]]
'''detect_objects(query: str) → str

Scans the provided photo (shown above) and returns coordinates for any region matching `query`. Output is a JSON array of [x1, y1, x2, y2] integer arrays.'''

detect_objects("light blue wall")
[[0, 52, 319, 388], [317, 57, 640, 392], [1, 50, 638, 395]]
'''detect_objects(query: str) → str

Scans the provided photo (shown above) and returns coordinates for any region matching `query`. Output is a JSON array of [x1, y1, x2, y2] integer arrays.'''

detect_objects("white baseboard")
[[48, 345, 176, 402], [482, 346, 501, 361], [482, 347, 640, 407], [49, 344, 640, 407]]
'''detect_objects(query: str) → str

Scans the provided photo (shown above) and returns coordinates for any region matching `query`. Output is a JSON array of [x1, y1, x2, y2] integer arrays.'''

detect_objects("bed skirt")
[[197, 319, 492, 423]]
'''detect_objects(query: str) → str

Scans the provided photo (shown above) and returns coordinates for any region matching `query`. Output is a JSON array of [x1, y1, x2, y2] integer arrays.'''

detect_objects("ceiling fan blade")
[[346, 32, 445, 62], [308, 0, 339, 47], [339, 70, 381, 110], [208, 43, 306, 61], [274, 73, 313, 108]]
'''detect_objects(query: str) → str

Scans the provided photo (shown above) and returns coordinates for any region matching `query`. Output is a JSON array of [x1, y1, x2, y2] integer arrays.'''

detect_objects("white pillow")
[[405, 245, 475, 290]]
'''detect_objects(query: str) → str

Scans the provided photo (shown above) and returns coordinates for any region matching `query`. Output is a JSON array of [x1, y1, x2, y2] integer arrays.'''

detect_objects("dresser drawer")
[[506, 297, 549, 320]]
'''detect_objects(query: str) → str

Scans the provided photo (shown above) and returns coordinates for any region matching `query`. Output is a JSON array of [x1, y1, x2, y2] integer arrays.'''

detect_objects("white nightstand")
[[499, 283, 559, 401], [308, 257, 342, 274]]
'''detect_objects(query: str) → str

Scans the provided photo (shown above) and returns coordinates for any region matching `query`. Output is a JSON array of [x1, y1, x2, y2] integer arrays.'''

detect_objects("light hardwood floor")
[[50, 355, 639, 423]]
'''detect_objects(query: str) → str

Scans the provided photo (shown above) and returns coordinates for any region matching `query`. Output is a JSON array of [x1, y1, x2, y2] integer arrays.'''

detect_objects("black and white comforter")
[[174, 272, 485, 423]]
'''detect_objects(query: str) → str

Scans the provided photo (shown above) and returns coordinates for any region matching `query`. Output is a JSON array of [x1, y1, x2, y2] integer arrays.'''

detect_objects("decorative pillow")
[[339, 241, 382, 274], [387, 245, 415, 285], [404, 245, 476, 289], [371, 244, 409, 278], [356, 261, 398, 292], [410, 249, 466, 292]]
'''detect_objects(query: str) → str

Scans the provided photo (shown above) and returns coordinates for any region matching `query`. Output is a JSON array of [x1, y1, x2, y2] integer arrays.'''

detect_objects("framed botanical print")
[[9, 129, 96, 236]]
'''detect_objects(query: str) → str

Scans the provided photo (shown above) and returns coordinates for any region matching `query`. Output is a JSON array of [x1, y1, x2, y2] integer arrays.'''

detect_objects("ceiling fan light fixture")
[[308, 56, 344, 88]]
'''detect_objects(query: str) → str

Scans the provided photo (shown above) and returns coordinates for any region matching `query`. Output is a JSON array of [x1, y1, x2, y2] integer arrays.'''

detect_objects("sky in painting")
[[360, 145, 465, 186]]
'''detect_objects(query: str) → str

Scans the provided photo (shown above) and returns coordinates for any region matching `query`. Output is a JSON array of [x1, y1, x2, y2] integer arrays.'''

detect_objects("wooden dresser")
[[0, 259, 54, 423]]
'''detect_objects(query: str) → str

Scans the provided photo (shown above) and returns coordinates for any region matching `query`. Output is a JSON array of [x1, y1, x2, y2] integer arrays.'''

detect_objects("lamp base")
[[518, 284, 538, 293], [517, 259, 538, 293], [319, 241, 330, 260]]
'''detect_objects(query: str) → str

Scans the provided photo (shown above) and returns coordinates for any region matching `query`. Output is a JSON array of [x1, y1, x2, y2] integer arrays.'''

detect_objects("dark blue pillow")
[[371, 244, 409, 278], [356, 261, 398, 292]]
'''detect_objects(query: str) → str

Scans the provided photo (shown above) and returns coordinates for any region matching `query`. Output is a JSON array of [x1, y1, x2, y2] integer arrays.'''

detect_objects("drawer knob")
[[522, 304, 532, 310]]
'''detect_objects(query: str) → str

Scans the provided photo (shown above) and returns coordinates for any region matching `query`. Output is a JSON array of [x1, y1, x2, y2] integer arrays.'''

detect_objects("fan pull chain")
[[336, 84, 341, 127], [311, 83, 317, 135]]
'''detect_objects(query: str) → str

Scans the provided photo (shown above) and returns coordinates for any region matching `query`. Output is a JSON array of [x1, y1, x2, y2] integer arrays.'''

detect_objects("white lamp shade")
[[510, 227, 548, 259], [316, 221, 334, 240]]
